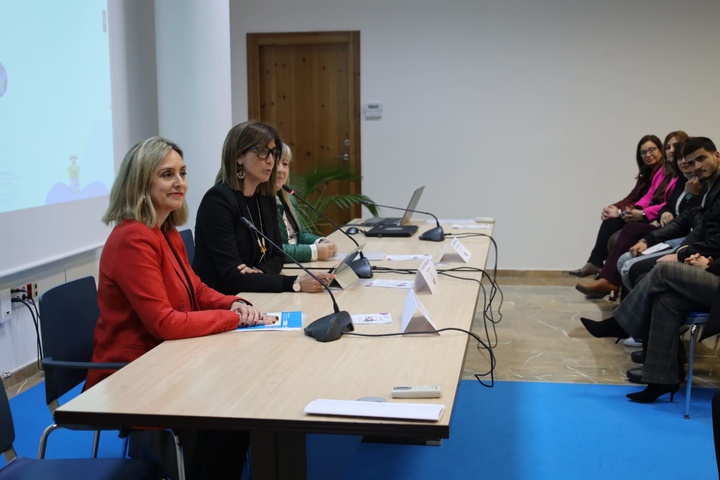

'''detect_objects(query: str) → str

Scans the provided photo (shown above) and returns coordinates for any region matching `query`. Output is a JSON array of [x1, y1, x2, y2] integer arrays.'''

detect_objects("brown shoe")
[[568, 262, 601, 277], [575, 277, 619, 298]]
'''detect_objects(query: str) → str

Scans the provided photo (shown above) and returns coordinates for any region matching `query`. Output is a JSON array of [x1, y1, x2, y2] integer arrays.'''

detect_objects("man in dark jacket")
[[627, 137, 720, 286]]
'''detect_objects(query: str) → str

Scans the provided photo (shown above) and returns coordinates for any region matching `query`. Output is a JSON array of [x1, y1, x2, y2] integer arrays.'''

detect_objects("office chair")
[[38, 276, 186, 479], [178, 229, 195, 265], [683, 312, 710, 419], [0, 385, 162, 479]]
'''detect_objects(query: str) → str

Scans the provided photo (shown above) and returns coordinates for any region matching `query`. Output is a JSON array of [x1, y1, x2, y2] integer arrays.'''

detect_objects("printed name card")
[[401, 290, 439, 334], [437, 237, 472, 263], [413, 257, 438, 294]]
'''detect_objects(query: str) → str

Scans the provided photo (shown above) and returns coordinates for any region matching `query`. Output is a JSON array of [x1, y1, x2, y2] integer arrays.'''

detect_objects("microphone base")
[[349, 257, 373, 278], [419, 226, 445, 242], [304, 311, 354, 342]]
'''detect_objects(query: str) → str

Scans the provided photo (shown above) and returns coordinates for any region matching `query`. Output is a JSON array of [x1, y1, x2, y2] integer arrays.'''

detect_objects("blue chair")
[[0, 385, 161, 479], [684, 312, 710, 419], [38, 276, 125, 458], [38, 277, 186, 479], [178, 229, 195, 265]]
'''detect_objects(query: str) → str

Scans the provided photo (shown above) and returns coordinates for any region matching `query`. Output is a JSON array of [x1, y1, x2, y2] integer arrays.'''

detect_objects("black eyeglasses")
[[249, 146, 281, 160], [640, 146, 658, 157]]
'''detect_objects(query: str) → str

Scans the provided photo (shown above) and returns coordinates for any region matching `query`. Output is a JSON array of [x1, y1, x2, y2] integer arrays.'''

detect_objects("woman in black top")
[[193, 120, 333, 294]]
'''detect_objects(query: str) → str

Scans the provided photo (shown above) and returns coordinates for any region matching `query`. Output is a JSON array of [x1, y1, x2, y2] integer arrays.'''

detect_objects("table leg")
[[250, 430, 307, 480]]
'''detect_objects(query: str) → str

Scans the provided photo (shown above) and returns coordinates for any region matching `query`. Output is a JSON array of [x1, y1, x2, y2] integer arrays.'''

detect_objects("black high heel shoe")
[[580, 317, 629, 339], [626, 383, 679, 403]]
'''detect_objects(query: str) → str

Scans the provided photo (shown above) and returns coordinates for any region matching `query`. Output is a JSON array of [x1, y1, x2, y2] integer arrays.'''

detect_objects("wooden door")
[[247, 31, 361, 226]]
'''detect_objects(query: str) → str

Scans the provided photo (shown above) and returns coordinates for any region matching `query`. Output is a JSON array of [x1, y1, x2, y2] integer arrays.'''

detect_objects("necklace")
[[245, 196, 267, 262]]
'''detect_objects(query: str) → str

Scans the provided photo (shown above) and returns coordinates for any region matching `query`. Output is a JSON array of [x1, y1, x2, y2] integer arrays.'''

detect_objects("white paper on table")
[[362, 251, 386, 261], [401, 290, 439, 334], [351, 312, 392, 325], [433, 218, 475, 224], [414, 257, 438, 294], [304, 399, 445, 421], [386, 254, 433, 261], [452, 224, 490, 229], [364, 279, 415, 289], [641, 242, 671, 255]]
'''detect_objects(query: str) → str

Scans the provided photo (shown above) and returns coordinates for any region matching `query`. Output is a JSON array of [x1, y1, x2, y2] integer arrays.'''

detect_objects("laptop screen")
[[400, 186, 425, 225]]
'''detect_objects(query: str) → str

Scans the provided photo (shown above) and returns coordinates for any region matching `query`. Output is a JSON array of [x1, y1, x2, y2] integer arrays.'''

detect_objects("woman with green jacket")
[[275, 144, 337, 262]]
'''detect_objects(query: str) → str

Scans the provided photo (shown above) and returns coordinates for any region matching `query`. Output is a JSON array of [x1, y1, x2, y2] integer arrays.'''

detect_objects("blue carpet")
[[343, 380, 717, 480], [7, 381, 717, 479], [7, 383, 127, 460]]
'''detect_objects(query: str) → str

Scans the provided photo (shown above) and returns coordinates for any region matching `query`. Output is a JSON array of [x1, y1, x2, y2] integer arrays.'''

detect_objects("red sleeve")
[[105, 223, 240, 340]]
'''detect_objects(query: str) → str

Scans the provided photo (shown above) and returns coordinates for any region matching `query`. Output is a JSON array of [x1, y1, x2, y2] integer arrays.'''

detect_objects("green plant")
[[289, 164, 378, 234]]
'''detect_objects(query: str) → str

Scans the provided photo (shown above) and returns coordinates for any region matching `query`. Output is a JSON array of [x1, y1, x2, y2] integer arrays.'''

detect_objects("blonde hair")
[[277, 143, 301, 224], [103, 136, 188, 231], [215, 120, 282, 196]]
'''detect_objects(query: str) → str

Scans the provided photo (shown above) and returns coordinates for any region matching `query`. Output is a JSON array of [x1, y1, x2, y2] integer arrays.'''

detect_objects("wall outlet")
[[0, 289, 12, 323]]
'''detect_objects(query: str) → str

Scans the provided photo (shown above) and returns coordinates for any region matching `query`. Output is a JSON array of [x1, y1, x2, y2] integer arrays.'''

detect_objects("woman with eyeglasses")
[[193, 120, 334, 294], [569, 135, 664, 280], [575, 133, 685, 299], [275, 143, 338, 262]]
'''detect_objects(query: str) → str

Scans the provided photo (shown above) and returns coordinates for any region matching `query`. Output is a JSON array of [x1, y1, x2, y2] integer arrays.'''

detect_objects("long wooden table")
[[55, 221, 493, 479]]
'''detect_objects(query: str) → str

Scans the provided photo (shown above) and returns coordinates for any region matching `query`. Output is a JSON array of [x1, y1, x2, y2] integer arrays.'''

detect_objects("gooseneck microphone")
[[239, 217, 353, 342], [282, 184, 373, 278], [360, 200, 445, 242]]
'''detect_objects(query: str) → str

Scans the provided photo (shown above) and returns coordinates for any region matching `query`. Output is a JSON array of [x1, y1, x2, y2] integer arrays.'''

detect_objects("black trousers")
[[626, 254, 660, 290], [128, 428, 249, 480], [588, 217, 625, 267]]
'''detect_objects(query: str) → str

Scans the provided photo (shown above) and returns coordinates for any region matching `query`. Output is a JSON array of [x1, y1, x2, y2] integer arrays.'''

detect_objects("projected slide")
[[0, 1, 113, 215]]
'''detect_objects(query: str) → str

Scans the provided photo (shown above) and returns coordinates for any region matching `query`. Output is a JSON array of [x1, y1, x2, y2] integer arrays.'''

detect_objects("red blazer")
[[86, 221, 246, 389]]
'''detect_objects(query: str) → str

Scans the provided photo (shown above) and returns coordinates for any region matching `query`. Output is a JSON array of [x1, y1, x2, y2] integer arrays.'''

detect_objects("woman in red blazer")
[[87, 136, 273, 479]]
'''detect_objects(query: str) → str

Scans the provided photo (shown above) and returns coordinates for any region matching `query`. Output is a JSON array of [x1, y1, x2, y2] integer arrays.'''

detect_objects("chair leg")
[[38, 423, 60, 458], [172, 431, 186, 480], [92, 430, 101, 458], [685, 324, 699, 419]]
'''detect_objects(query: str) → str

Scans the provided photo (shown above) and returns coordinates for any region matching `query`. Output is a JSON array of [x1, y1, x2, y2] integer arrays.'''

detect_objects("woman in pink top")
[[576, 131, 687, 298]]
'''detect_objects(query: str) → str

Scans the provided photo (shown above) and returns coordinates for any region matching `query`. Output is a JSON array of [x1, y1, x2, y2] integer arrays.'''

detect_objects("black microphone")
[[282, 184, 373, 278], [239, 217, 353, 342], [360, 200, 445, 242]]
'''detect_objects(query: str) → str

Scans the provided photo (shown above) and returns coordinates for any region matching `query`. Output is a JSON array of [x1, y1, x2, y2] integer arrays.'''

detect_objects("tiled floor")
[[464, 273, 720, 389], [5, 273, 720, 401]]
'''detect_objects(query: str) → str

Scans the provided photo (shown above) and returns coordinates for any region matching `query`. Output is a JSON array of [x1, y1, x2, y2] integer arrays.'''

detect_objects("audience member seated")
[[618, 139, 701, 297], [275, 143, 337, 262], [569, 135, 662, 278], [624, 137, 720, 290], [579, 256, 720, 403], [86, 136, 276, 479], [575, 132, 686, 299], [193, 120, 334, 294]]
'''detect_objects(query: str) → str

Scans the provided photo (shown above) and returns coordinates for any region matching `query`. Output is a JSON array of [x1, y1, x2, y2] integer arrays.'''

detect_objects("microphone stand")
[[239, 217, 353, 342], [360, 200, 445, 242], [282, 185, 373, 278]]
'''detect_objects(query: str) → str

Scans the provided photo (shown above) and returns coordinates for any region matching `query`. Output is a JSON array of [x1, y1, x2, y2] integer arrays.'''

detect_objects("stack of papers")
[[304, 399, 445, 421]]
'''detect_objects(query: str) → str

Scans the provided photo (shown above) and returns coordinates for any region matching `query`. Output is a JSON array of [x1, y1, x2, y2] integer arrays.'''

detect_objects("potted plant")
[[288, 164, 378, 235]]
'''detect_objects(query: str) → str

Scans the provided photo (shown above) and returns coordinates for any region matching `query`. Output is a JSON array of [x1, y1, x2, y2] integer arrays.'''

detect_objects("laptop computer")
[[360, 186, 425, 226], [363, 224, 419, 238]]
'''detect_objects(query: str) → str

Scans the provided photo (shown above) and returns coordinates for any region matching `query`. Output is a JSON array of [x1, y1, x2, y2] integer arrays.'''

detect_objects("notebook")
[[360, 186, 425, 226]]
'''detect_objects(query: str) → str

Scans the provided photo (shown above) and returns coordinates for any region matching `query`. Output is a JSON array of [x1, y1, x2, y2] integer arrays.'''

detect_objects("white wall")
[[154, 0, 233, 224], [228, 0, 720, 270]]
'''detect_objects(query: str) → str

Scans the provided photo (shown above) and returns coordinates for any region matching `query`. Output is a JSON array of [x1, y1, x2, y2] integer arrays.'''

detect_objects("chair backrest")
[[178, 228, 195, 265], [0, 387, 16, 458], [39, 276, 100, 408]]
